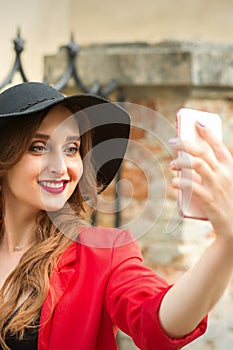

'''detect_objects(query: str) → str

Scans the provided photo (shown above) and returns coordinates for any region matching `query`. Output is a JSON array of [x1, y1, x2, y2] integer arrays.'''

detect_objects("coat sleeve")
[[105, 229, 207, 350]]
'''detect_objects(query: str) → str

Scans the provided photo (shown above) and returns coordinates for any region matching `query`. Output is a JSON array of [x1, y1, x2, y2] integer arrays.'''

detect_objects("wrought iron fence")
[[0, 29, 124, 227]]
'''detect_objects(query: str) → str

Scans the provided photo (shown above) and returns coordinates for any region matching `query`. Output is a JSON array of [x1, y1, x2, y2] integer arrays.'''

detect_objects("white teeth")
[[40, 181, 64, 189]]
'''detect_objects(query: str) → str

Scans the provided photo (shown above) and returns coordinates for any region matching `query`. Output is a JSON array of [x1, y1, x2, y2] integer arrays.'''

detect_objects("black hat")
[[0, 82, 131, 192]]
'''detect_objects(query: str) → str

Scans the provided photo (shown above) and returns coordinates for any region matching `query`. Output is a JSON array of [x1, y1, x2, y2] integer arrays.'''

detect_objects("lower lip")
[[39, 182, 68, 194]]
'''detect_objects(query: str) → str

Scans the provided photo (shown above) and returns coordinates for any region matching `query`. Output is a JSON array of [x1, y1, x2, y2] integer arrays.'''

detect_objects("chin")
[[42, 201, 67, 212]]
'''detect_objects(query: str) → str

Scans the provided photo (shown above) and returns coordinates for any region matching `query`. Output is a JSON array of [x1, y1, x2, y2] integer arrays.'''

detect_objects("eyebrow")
[[32, 133, 80, 142]]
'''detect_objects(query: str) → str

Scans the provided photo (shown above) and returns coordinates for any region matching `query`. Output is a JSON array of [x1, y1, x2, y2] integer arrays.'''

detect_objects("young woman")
[[0, 82, 232, 350]]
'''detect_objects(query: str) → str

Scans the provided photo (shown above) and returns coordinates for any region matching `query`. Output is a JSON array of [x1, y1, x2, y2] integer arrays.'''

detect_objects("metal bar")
[[113, 91, 125, 228], [0, 28, 28, 90], [52, 34, 120, 97]]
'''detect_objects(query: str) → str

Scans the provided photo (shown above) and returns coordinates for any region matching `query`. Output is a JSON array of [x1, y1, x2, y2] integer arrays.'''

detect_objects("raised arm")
[[159, 121, 233, 338]]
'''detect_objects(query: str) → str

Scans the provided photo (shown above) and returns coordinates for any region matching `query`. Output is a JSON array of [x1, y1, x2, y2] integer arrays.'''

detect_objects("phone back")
[[176, 108, 222, 220]]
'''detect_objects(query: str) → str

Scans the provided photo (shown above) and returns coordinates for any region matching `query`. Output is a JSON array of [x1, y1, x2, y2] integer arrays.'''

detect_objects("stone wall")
[[45, 40, 233, 350]]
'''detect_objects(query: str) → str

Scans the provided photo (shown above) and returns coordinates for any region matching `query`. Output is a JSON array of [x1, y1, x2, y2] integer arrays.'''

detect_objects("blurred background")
[[1, 1, 233, 349], [1, 0, 233, 81]]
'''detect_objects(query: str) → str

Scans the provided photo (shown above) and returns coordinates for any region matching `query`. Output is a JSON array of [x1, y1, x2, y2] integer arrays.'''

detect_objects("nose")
[[46, 151, 67, 176]]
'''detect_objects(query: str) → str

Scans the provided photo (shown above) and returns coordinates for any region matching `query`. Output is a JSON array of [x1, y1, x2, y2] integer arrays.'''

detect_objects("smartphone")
[[176, 108, 222, 220]]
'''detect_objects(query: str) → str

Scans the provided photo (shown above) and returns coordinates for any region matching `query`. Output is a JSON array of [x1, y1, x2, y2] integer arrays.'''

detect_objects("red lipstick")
[[39, 180, 68, 194]]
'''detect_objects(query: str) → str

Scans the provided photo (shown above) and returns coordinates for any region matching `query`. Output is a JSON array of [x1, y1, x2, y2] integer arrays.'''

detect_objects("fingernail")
[[169, 138, 178, 144], [169, 160, 175, 168], [197, 121, 205, 127]]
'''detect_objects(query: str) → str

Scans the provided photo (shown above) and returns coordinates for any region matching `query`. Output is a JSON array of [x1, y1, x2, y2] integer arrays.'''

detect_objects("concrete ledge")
[[44, 40, 233, 97]]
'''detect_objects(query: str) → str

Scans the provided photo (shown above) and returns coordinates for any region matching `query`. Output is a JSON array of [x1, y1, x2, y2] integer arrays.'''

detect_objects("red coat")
[[38, 227, 207, 350]]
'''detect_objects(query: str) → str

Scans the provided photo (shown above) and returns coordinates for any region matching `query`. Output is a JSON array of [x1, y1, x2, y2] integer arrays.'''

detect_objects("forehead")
[[37, 105, 79, 135]]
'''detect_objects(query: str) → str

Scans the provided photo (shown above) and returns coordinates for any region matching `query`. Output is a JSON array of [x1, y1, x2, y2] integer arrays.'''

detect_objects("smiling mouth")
[[38, 180, 69, 194]]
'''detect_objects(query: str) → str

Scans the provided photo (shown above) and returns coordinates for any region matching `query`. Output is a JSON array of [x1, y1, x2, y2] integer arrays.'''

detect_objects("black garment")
[[1, 309, 40, 350]]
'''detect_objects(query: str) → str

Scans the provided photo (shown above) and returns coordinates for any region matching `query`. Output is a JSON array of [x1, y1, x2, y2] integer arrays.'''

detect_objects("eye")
[[64, 142, 80, 156], [29, 142, 48, 154]]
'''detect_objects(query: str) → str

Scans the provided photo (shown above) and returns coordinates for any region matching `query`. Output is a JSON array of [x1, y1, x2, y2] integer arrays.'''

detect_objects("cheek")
[[77, 162, 84, 180], [6, 160, 40, 187], [70, 159, 84, 182]]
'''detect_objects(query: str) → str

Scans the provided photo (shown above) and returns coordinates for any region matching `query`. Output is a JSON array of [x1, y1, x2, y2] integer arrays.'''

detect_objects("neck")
[[0, 211, 38, 254]]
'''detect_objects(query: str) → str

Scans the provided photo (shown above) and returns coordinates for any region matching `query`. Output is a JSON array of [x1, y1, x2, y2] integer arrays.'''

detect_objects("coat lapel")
[[38, 242, 78, 350]]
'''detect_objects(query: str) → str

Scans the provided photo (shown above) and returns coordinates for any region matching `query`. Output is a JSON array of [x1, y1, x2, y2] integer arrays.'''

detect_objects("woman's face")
[[3, 105, 83, 213]]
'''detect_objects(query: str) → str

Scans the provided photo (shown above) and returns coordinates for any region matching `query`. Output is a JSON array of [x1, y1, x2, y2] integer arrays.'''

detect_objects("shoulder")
[[77, 226, 137, 249], [58, 226, 143, 270]]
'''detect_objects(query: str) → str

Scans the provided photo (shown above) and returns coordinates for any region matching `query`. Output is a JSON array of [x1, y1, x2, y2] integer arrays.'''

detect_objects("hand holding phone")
[[176, 108, 222, 220]]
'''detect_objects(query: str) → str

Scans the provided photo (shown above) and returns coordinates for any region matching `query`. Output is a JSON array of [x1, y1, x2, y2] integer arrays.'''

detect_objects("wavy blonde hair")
[[0, 106, 98, 349]]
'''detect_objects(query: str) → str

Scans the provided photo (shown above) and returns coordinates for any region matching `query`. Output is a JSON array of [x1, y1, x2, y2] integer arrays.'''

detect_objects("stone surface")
[[44, 41, 233, 98]]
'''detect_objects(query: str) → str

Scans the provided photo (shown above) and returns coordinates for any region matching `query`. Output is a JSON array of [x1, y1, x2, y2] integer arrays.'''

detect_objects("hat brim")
[[0, 88, 130, 193]]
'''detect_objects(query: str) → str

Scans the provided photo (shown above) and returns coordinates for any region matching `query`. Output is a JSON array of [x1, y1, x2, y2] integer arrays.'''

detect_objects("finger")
[[171, 176, 206, 198], [196, 122, 232, 163], [171, 175, 213, 207], [171, 175, 233, 226], [170, 155, 216, 188], [169, 137, 219, 171]]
